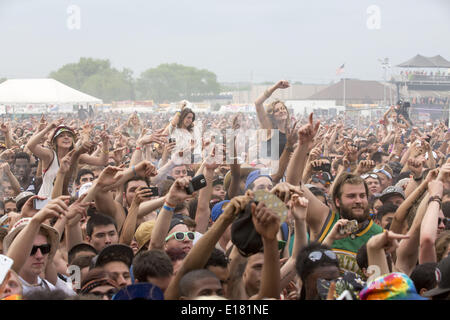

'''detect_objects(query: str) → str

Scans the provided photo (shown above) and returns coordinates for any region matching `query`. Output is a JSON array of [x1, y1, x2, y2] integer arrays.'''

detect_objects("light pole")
[[379, 57, 390, 108]]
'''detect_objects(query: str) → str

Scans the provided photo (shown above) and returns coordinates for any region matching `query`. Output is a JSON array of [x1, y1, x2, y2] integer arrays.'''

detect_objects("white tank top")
[[38, 150, 59, 199]]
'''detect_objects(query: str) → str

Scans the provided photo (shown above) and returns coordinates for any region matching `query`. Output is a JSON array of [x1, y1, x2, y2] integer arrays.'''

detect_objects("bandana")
[[80, 278, 118, 295]]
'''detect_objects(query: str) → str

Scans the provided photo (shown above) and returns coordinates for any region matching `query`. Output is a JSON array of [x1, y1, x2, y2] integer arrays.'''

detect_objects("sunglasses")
[[30, 244, 51, 256], [90, 289, 117, 299], [308, 250, 337, 262], [361, 173, 379, 180], [165, 231, 195, 242], [311, 177, 331, 186], [438, 217, 450, 226]]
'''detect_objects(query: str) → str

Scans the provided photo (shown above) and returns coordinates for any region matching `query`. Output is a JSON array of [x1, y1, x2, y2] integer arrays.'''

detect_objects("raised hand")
[[251, 202, 280, 241], [166, 176, 194, 205], [66, 195, 90, 224], [270, 182, 303, 203], [355, 160, 375, 175], [344, 141, 358, 163], [290, 194, 309, 221], [308, 146, 322, 161], [59, 149, 75, 174], [407, 156, 425, 178], [298, 113, 320, 147], [134, 160, 157, 178], [0, 122, 10, 134], [97, 166, 125, 190], [32, 196, 71, 224], [224, 191, 255, 219], [274, 80, 290, 90], [367, 230, 410, 254], [132, 186, 154, 205]]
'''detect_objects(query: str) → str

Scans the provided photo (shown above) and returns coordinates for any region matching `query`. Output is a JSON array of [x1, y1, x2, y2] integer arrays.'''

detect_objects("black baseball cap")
[[423, 256, 450, 298]]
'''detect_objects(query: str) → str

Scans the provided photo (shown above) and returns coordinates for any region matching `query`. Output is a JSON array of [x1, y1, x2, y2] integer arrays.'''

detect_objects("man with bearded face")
[[314, 173, 383, 276], [286, 114, 383, 277]]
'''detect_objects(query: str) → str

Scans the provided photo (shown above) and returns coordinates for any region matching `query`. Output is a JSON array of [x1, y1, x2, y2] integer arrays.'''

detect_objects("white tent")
[[0, 78, 102, 105]]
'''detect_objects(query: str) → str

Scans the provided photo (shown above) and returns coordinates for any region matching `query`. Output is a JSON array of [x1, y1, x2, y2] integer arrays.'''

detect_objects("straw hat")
[[3, 218, 60, 260]]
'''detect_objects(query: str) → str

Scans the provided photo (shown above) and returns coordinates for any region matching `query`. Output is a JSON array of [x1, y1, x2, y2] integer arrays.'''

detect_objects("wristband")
[[132, 165, 137, 177], [136, 146, 141, 151], [165, 200, 176, 208], [163, 204, 175, 212], [428, 196, 442, 209], [102, 149, 109, 154]]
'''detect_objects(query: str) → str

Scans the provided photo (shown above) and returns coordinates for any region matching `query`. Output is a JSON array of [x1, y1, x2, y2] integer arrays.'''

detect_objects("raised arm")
[[6, 196, 69, 273], [255, 80, 290, 130], [149, 177, 193, 251], [419, 180, 443, 264], [249, 201, 281, 300], [286, 113, 329, 239], [26, 120, 61, 163], [194, 159, 217, 234], [280, 195, 309, 290], [93, 166, 128, 231], [78, 131, 109, 167], [366, 230, 409, 276], [164, 193, 252, 300], [1, 163, 20, 196], [119, 186, 153, 246]]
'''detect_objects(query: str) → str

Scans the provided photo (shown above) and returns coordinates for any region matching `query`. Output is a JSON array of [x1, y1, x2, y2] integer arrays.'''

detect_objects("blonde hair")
[[265, 100, 289, 129]]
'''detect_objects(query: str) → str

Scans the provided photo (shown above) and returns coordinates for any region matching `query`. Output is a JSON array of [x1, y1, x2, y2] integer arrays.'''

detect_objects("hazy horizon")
[[1, 0, 449, 84]]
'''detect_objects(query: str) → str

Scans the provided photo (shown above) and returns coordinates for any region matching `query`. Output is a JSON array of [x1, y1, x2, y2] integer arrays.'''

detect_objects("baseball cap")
[[94, 244, 134, 269], [360, 272, 427, 300], [211, 200, 230, 222], [168, 217, 186, 233], [134, 220, 156, 251], [423, 256, 450, 298], [380, 186, 405, 203]]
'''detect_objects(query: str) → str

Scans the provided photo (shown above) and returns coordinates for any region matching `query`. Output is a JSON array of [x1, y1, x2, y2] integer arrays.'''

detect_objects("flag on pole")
[[336, 63, 345, 75]]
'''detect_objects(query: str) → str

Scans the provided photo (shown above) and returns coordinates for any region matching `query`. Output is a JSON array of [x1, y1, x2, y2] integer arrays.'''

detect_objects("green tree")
[[49, 58, 135, 103], [136, 63, 220, 103]]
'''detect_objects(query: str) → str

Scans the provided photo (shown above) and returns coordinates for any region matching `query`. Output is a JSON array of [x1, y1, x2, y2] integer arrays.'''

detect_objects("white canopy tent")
[[0, 78, 102, 113]]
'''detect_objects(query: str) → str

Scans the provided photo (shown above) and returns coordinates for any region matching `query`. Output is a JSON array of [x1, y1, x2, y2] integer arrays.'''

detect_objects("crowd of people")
[[0, 80, 449, 301]]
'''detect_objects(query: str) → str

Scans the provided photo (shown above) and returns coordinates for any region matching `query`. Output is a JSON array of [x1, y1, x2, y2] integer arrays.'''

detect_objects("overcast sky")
[[0, 0, 449, 84]]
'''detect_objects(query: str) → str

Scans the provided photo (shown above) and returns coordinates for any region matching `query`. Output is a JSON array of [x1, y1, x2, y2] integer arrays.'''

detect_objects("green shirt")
[[317, 210, 384, 277]]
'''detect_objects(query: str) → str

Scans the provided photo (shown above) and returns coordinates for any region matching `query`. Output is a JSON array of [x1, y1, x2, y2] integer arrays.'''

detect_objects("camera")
[[339, 220, 359, 235], [185, 174, 207, 195]]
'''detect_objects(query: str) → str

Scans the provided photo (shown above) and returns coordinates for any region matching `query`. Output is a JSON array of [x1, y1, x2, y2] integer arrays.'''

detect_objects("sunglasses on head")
[[30, 244, 51, 256], [165, 231, 195, 242], [373, 167, 392, 180], [311, 177, 331, 186], [361, 173, 379, 180], [308, 250, 337, 262]]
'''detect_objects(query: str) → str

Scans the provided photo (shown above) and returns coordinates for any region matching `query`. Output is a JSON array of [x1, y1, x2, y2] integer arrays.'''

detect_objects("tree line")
[[47, 58, 221, 103]]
